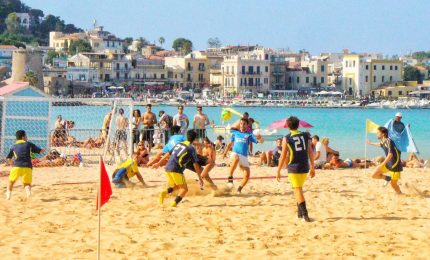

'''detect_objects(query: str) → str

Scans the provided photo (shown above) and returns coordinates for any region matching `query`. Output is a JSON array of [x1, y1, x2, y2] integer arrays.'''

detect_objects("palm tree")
[[158, 37, 165, 47], [24, 71, 38, 86]]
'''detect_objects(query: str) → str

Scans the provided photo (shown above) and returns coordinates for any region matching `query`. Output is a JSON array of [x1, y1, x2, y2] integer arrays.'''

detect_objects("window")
[[373, 65, 377, 70], [288, 76, 292, 83], [382, 76, 385, 82], [125, 63, 128, 69], [257, 66, 260, 74], [366, 65, 369, 70], [242, 66, 245, 74], [225, 78, 227, 86], [313, 77, 317, 84], [306, 77, 309, 83], [297, 77, 300, 83], [346, 61, 349, 67], [265, 66, 268, 73], [352, 61, 355, 67], [388, 91, 392, 96], [390, 76, 393, 81], [249, 78, 254, 86], [395, 66, 398, 70], [365, 76, 368, 82], [248, 66, 254, 74], [321, 77, 325, 83], [399, 91, 403, 95], [116, 72, 119, 79], [226, 66, 229, 74], [240, 78, 243, 86], [382, 65, 385, 70], [232, 67, 234, 74], [373, 76, 376, 82], [124, 73, 128, 79], [321, 65, 325, 72], [390, 65, 393, 70], [161, 74, 165, 79], [349, 78, 352, 85], [264, 78, 268, 84]]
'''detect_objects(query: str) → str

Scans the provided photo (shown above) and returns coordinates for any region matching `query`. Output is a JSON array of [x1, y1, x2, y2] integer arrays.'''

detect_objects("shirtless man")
[[142, 104, 157, 153], [115, 108, 129, 156], [193, 106, 210, 142]]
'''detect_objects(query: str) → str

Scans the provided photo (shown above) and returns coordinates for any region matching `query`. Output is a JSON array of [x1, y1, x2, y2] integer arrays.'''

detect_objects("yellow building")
[[343, 54, 403, 96], [372, 85, 417, 98], [165, 51, 210, 89]]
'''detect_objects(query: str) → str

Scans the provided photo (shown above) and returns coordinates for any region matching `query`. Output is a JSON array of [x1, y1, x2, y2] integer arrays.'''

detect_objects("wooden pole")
[[97, 156, 102, 260]]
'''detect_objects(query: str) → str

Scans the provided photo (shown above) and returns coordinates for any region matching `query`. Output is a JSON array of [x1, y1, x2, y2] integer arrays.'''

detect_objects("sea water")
[[52, 105, 430, 160]]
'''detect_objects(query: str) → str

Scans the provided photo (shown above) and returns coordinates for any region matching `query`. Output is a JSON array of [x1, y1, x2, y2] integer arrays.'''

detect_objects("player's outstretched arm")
[[135, 171, 147, 186], [366, 140, 380, 147]]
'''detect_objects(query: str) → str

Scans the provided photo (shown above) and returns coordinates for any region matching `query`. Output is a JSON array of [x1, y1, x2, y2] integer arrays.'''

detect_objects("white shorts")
[[230, 152, 250, 168]]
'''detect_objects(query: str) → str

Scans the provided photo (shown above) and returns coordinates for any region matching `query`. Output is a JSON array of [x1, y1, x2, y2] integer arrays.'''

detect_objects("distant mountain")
[[0, 0, 83, 47]]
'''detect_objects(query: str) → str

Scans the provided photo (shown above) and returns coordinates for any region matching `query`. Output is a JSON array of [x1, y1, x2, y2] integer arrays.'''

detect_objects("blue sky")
[[24, 0, 429, 55]]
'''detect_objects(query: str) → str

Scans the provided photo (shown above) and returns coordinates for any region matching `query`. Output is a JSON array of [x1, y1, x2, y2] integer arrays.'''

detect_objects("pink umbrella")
[[268, 118, 313, 130]]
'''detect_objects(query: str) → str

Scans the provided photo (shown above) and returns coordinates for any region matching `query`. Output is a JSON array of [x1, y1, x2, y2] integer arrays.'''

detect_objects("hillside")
[[0, 0, 83, 47]]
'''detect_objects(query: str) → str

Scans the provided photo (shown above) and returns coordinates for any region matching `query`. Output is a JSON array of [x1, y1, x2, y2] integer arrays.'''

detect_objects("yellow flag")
[[366, 119, 379, 133]]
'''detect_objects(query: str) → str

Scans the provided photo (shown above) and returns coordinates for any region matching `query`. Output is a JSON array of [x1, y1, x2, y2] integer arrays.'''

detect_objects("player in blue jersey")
[[367, 126, 403, 194], [276, 116, 315, 222], [223, 118, 264, 194], [159, 130, 204, 207], [147, 126, 185, 168]]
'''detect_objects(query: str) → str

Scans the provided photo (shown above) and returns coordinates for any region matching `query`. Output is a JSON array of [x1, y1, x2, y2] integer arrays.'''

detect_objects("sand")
[[1, 164, 430, 259]]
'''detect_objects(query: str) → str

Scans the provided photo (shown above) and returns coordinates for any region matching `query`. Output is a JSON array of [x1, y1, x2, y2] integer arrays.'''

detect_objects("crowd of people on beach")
[[2, 108, 428, 222]]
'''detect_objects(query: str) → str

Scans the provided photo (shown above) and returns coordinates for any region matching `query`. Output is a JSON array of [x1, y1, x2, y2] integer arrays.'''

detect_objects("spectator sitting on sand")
[[259, 138, 282, 167], [215, 135, 226, 153], [321, 137, 339, 162], [136, 141, 149, 166], [403, 153, 426, 168]]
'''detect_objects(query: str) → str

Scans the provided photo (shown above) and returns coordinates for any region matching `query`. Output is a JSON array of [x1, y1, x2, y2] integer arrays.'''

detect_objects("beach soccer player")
[[147, 126, 184, 168], [159, 130, 204, 207], [6, 130, 45, 200], [112, 153, 146, 188], [367, 126, 403, 194], [223, 118, 264, 194], [276, 116, 315, 222]]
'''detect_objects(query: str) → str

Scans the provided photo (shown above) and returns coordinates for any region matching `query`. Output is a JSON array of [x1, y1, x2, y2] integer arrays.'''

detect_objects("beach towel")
[[385, 119, 419, 154]]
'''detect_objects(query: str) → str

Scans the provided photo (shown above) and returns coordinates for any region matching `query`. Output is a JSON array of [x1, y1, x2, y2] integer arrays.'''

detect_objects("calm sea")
[[53, 105, 430, 160]]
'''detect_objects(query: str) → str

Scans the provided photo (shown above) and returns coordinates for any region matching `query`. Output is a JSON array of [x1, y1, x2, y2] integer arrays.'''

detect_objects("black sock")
[[297, 203, 303, 218], [174, 196, 183, 204], [384, 175, 391, 181], [228, 176, 233, 183], [167, 187, 174, 193], [299, 201, 308, 216], [237, 186, 243, 192]]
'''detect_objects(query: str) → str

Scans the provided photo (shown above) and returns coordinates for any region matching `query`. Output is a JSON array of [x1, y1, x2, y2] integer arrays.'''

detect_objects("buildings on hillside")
[[0, 45, 18, 76], [50, 23, 123, 53], [342, 54, 403, 96]]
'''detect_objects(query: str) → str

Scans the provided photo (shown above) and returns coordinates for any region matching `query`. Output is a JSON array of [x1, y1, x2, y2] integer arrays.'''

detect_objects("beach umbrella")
[[268, 118, 313, 130]]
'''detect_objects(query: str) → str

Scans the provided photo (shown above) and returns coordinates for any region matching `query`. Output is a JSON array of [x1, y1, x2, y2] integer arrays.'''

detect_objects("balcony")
[[272, 71, 284, 75], [240, 71, 261, 75]]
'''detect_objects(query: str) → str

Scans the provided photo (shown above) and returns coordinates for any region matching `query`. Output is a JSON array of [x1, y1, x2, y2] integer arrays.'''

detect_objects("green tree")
[[158, 36, 165, 47], [5, 12, 21, 34], [68, 39, 92, 55], [172, 38, 193, 53], [24, 71, 38, 86], [403, 66, 420, 81], [207, 37, 221, 48], [411, 51, 430, 60], [45, 50, 66, 66], [181, 41, 192, 55]]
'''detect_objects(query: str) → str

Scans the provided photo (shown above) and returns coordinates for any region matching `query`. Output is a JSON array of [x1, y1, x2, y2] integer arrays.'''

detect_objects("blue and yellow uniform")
[[112, 159, 139, 184], [380, 138, 402, 180], [164, 141, 198, 186], [6, 140, 42, 185], [285, 130, 310, 188]]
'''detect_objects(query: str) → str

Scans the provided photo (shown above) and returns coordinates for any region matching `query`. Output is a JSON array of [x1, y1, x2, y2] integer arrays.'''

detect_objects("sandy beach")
[[1, 164, 430, 259]]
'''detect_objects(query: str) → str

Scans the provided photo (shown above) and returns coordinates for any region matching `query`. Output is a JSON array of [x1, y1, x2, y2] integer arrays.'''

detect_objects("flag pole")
[[97, 156, 102, 260], [364, 120, 368, 173]]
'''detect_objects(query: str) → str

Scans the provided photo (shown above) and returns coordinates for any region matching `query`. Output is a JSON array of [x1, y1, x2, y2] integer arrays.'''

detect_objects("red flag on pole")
[[96, 157, 112, 210]]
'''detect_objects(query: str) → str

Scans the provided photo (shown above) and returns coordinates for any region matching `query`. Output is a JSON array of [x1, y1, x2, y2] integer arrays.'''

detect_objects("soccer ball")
[[226, 182, 234, 190]]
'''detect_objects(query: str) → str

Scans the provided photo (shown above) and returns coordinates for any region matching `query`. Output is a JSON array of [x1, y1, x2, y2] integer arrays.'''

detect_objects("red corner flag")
[[96, 157, 112, 210]]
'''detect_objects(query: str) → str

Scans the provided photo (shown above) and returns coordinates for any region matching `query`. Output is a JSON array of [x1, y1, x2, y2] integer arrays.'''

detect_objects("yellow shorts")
[[9, 167, 33, 185], [165, 172, 186, 186], [381, 166, 401, 181], [288, 173, 307, 188]]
